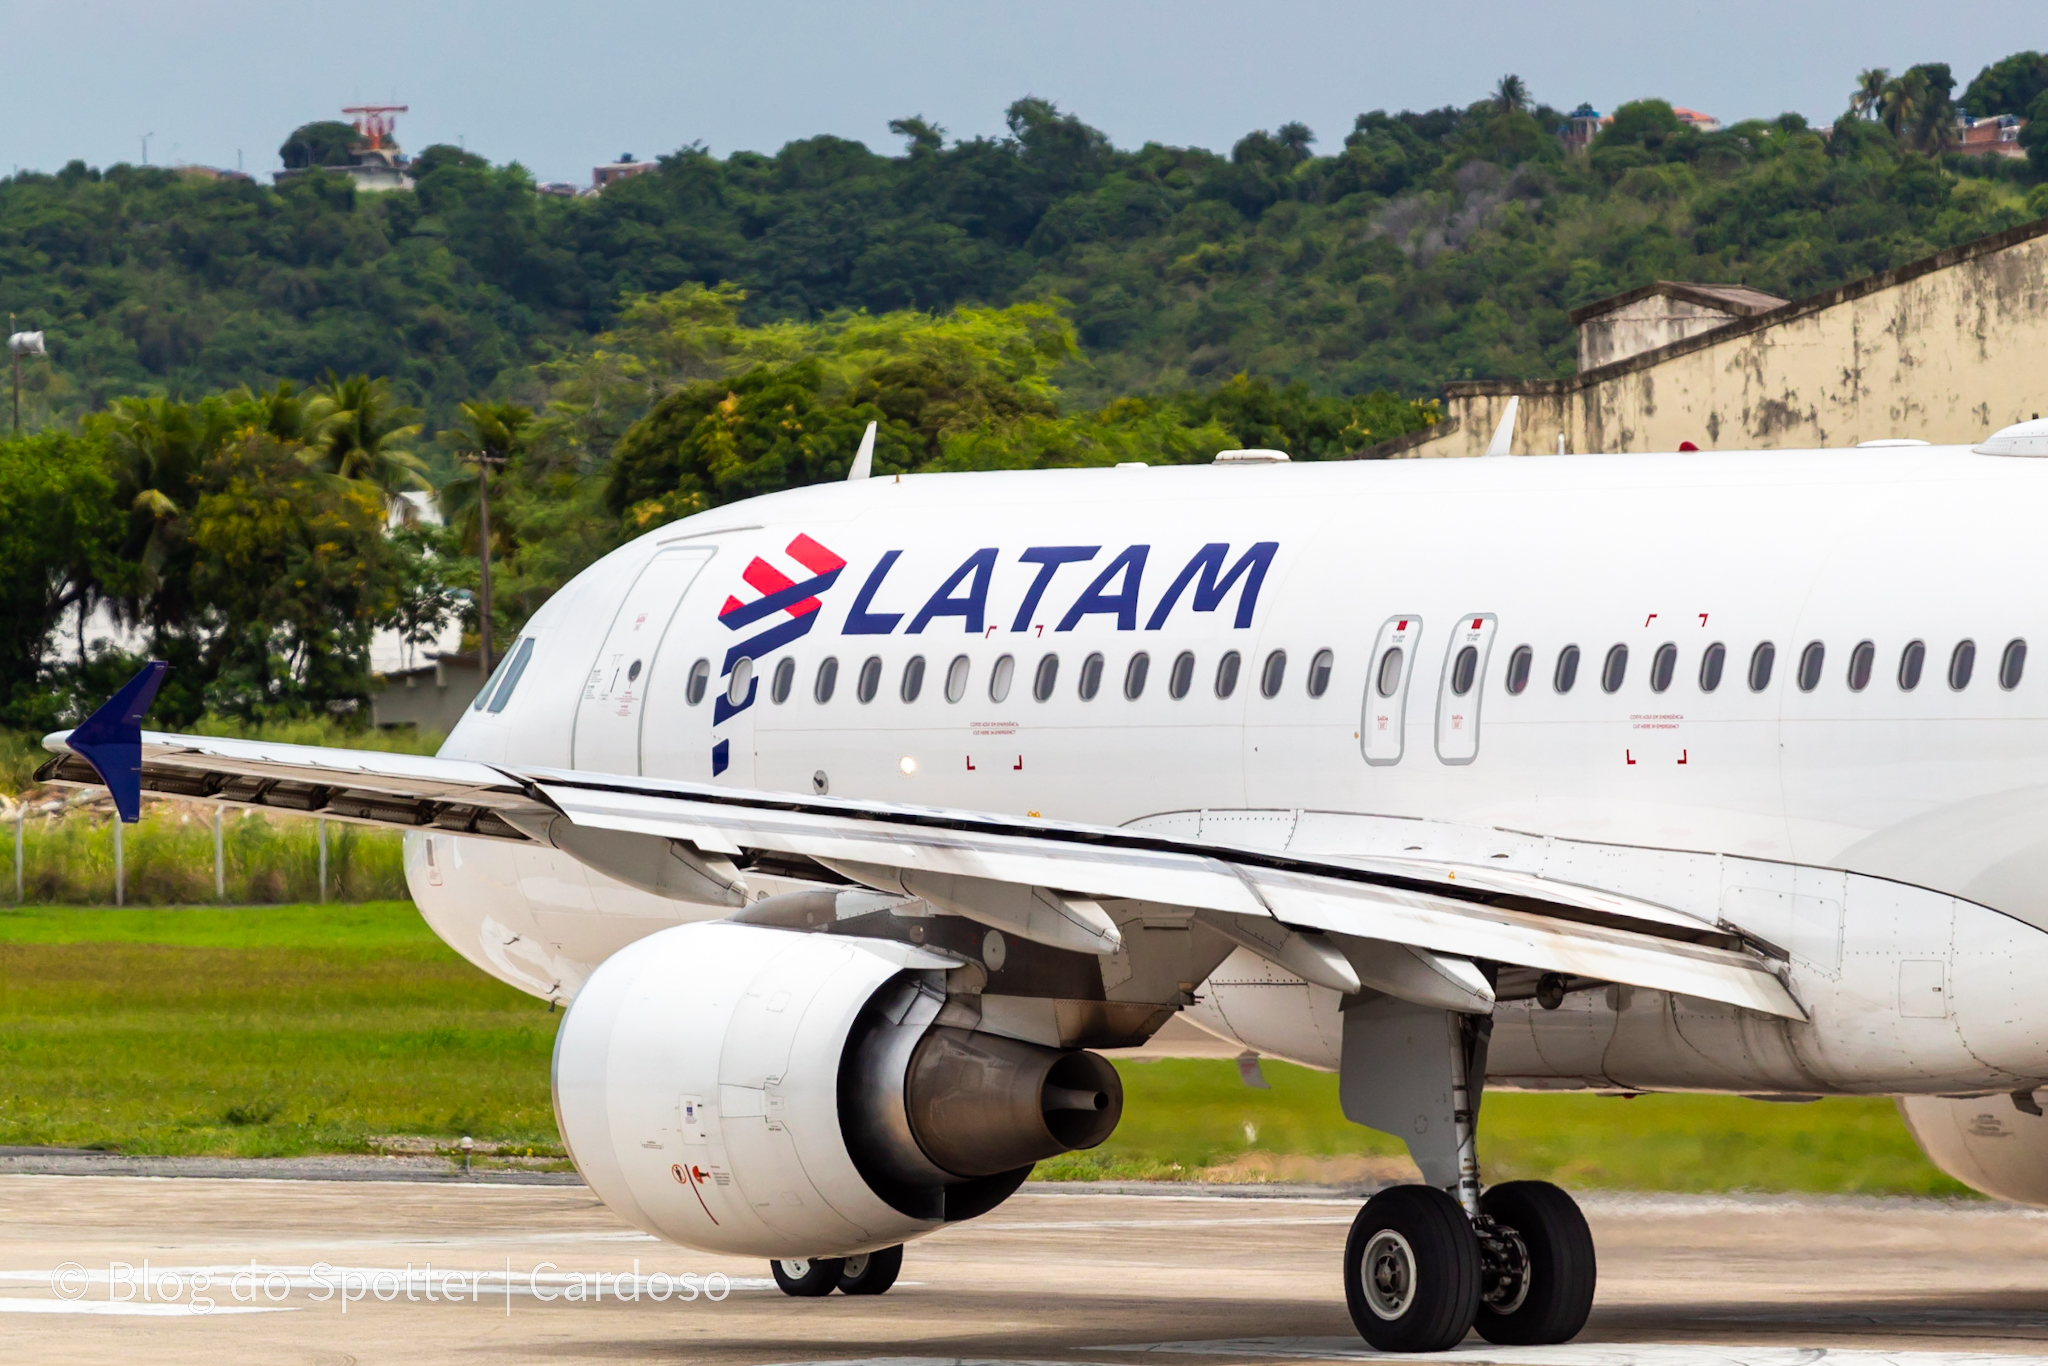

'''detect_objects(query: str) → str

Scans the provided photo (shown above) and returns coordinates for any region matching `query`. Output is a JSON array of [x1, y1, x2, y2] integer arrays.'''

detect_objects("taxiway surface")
[[4, 1175, 2048, 1366]]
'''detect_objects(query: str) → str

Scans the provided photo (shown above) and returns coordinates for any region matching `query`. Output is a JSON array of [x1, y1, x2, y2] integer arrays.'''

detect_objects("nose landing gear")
[[1337, 998, 1597, 1350]]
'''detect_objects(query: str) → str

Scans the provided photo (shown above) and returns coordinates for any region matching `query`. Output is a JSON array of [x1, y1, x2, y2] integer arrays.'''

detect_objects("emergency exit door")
[[1361, 615, 1422, 766], [1435, 613, 1497, 765], [571, 545, 716, 774]]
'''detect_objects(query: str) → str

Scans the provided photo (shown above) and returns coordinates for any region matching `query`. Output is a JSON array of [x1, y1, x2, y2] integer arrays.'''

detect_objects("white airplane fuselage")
[[410, 446, 2048, 1099]]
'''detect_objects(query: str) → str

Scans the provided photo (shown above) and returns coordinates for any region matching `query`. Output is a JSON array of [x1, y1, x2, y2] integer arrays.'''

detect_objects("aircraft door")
[[1361, 615, 1422, 766], [571, 545, 716, 775], [1434, 613, 1497, 765]]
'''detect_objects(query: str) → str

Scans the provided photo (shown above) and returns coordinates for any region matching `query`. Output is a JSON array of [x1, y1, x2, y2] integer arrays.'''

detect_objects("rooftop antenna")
[[342, 104, 408, 151], [139, 131, 153, 165]]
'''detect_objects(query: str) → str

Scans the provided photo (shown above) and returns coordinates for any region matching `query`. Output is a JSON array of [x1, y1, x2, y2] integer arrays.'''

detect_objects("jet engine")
[[551, 920, 1122, 1257], [1897, 1094, 2048, 1205]]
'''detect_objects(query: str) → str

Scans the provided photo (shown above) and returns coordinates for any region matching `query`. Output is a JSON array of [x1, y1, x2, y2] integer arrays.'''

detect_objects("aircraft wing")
[[39, 719, 1804, 1021]]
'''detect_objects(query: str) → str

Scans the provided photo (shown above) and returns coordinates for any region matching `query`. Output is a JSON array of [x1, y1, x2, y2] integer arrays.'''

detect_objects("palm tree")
[[102, 395, 239, 589], [1881, 71, 1924, 145], [304, 372, 429, 502], [241, 378, 313, 443], [1494, 74, 1529, 116], [435, 400, 532, 557], [1851, 68, 1889, 121]]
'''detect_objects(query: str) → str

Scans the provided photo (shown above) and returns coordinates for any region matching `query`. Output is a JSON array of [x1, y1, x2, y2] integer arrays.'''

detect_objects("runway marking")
[[0, 1299, 294, 1316], [989, 1217, 1353, 1232], [0, 1266, 781, 1298], [1098, 1341, 2048, 1364]]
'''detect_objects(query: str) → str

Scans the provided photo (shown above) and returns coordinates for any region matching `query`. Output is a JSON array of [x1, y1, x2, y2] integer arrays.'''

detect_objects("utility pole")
[[459, 448, 507, 679], [8, 321, 46, 435]]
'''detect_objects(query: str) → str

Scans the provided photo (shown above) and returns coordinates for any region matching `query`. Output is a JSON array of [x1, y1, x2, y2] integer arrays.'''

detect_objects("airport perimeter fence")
[[0, 792, 408, 905]]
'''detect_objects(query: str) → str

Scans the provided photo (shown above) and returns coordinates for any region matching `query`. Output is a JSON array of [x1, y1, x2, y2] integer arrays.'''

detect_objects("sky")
[[2, 1, 2036, 185]]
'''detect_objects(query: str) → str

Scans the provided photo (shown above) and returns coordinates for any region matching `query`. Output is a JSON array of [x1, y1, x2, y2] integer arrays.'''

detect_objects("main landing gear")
[[1337, 999, 1597, 1351], [770, 1244, 904, 1297]]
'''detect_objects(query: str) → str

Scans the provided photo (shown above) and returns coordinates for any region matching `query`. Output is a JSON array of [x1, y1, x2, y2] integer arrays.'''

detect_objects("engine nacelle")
[[551, 920, 1121, 1257], [1898, 1094, 2048, 1205]]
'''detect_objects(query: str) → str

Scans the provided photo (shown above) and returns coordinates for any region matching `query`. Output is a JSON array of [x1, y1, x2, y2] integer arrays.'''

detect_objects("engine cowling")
[[551, 920, 1122, 1256], [1898, 1095, 2048, 1204]]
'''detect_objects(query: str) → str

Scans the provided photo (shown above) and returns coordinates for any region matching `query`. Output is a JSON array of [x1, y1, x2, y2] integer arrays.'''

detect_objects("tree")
[[1960, 50, 2048, 117], [0, 432, 119, 726], [278, 121, 360, 170], [1494, 75, 1529, 115], [1851, 69, 1889, 121], [304, 373, 429, 500]]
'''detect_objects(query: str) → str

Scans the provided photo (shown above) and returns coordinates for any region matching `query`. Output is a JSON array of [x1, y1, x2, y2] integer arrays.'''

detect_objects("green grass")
[[0, 902, 1976, 1193], [1038, 1058, 1973, 1197], [0, 901, 564, 1157]]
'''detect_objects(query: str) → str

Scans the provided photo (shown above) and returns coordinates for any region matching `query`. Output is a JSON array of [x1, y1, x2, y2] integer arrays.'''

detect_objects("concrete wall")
[[1578, 296, 1748, 370], [1382, 218, 2048, 460]]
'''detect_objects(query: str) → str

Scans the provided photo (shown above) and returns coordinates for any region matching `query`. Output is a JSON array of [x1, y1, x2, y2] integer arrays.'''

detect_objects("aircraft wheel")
[[1343, 1184, 1481, 1351], [1473, 1180, 1596, 1345], [836, 1245, 903, 1295], [771, 1257, 845, 1297]]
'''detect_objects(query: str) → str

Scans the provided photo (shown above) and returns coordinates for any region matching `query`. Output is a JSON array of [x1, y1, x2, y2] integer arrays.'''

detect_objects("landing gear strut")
[[1338, 1000, 1596, 1350]]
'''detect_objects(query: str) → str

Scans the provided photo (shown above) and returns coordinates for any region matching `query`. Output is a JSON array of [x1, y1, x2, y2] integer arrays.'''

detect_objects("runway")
[[5, 1175, 2048, 1365]]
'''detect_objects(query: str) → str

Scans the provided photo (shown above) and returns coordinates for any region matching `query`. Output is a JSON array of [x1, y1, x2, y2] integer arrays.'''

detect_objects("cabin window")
[[1847, 641, 1874, 692], [1079, 652, 1105, 700], [1950, 639, 1976, 691], [1553, 645, 1580, 694], [771, 657, 796, 704], [945, 654, 970, 703], [1797, 641, 1825, 692], [1650, 643, 1677, 693], [1601, 644, 1628, 694], [686, 657, 710, 706], [1748, 642, 1775, 692], [1699, 642, 1726, 692], [1502, 645, 1532, 695], [1125, 652, 1150, 700], [1261, 650, 1287, 698], [1449, 645, 1479, 697], [1899, 640, 1925, 690], [989, 653, 1014, 703], [1168, 651, 1195, 699], [2002, 639, 2027, 690], [857, 655, 883, 704], [1033, 653, 1059, 701], [486, 638, 536, 714], [901, 655, 926, 703], [814, 656, 838, 703], [1377, 647, 1406, 698], [1307, 649, 1334, 697], [1216, 651, 1242, 698]]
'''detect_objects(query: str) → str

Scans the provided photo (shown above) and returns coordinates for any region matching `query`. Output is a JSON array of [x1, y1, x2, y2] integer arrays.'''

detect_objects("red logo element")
[[720, 534, 846, 621]]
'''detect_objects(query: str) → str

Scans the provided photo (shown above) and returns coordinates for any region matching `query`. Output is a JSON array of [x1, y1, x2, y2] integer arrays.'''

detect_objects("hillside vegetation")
[[8, 57, 2048, 727]]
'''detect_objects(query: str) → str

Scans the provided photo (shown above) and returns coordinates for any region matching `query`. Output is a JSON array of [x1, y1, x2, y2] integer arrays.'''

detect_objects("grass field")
[[0, 902, 1973, 1195]]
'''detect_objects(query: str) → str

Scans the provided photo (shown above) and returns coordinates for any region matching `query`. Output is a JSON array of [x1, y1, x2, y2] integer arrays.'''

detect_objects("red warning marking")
[[1013, 756, 1023, 771], [1397, 619, 1409, 630], [1034, 624, 1044, 637], [673, 1163, 721, 1226], [1471, 617, 1484, 630], [1698, 613, 1709, 627], [1644, 613, 1657, 627], [1626, 750, 1637, 765], [985, 626, 997, 638], [966, 756, 976, 771], [1677, 749, 1688, 765]]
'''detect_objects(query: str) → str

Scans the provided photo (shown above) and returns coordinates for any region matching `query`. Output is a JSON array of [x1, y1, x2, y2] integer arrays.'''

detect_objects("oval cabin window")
[[1261, 650, 1287, 698], [1449, 645, 1478, 697], [1899, 640, 1926, 691], [1307, 649, 1333, 697], [1797, 641, 1825, 692], [857, 656, 883, 703], [1078, 652, 1105, 700], [1169, 651, 1195, 699], [945, 654, 970, 703], [1601, 644, 1628, 694], [1699, 642, 1726, 692], [1950, 640, 1976, 691], [2002, 639, 2027, 690], [686, 658, 711, 706], [1650, 643, 1677, 693], [1847, 640, 1874, 692], [1033, 653, 1059, 702], [900, 655, 925, 703], [1125, 652, 1150, 700], [814, 656, 838, 704], [771, 657, 795, 704], [1504, 645, 1532, 695], [989, 653, 1015, 703], [1215, 651, 1242, 698], [1554, 645, 1580, 694], [1376, 647, 1405, 698], [1748, 642, 1775, 692]]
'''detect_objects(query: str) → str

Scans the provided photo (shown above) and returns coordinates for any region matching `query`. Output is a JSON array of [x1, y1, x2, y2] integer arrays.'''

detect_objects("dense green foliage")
[[9, 55, 2048, 726]]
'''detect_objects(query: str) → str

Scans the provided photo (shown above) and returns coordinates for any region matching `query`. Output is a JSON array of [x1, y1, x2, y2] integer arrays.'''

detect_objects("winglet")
[[846, 421, 876, 481], [1483, 396, 1520, 457], [60, 661, 168, 823]]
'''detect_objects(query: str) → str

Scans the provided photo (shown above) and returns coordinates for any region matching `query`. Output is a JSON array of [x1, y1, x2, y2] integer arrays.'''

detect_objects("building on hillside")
[[1559, 104, 1603, 153], [1671, 107, 1720, 133], [1958, 112, 2026, 159], [272, 105, 415, 193], [1362, 216, 2048, 459], [537, 181, 581, 197], [592, 155, 658, 191], [1571, 281, 1788, 370]]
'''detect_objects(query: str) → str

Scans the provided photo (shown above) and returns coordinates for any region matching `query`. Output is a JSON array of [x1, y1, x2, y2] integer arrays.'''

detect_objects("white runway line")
[[0, 1299, 293, 1316], [1096, 1341, 2048, 1364]]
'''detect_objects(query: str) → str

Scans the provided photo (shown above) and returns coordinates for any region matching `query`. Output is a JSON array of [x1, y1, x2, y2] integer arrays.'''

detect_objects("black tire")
[[770, 1257, 845, 1297], [836, 1244, 903, 1295], [1343, 1184, 1482, 1352], [1473, 1180, 1596, 1345]]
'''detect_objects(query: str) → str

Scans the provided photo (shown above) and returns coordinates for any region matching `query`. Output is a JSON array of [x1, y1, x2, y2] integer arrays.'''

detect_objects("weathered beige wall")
[[1392, 220, 2048, 459], [1579, 297, 1746, 370]]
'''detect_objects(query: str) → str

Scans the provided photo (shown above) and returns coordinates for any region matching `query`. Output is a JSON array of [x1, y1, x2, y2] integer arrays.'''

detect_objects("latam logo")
[[707, 538, 1277, 775]]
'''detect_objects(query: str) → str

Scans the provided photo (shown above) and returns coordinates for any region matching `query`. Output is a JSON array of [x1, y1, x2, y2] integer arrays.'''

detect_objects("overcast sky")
[[3, 1, 2035, 185]]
